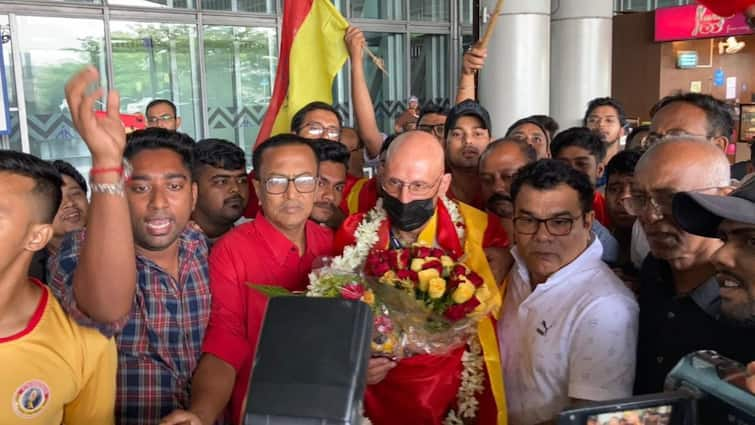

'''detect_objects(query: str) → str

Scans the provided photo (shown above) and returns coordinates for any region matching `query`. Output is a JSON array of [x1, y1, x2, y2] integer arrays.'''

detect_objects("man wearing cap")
[[673, 178, 755, 328], [672, 177, 755, 399], [444, 99, 493, 209], [394, 96, 420, 133]]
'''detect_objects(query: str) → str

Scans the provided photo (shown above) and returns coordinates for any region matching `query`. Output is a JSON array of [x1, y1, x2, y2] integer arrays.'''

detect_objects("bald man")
[[631, 138, 749, 394], [334, 130, 505, 425]]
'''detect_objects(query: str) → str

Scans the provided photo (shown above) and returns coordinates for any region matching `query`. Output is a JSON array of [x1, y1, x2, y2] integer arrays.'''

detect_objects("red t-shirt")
[[593, 191, 610, 227], [201, 213, 334, 423]]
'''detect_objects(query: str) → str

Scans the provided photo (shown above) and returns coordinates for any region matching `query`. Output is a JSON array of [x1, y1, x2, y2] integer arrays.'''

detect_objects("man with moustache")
[[161, 134, 333, 425], [479, 137, 537, 238], [628, 138, 745, 394], [191, 138, 249, 246], [444, 99, 492, 209], [49, 67, 211, 424], [499, 159, 638, 424], [29, 160, 89, 282], [310, 140, 349, 229]]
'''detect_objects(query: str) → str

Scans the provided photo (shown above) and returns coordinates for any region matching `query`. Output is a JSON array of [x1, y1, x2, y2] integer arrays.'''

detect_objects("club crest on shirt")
[[12, 380, 50, 418]]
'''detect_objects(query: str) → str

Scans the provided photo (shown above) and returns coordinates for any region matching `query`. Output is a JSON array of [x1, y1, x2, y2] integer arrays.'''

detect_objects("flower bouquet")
[[307, 244, 496, 359]]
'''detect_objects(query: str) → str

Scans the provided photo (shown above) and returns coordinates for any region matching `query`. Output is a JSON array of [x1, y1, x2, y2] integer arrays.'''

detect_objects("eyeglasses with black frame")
[[417, 123, 445, 137], [300, 122, 341, 140], [512, 214, 584, 236], [263, 175, 318, 195]]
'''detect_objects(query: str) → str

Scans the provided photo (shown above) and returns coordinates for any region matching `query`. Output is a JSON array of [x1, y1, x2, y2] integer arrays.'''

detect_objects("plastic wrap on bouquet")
[[307, 245, 498, 360]]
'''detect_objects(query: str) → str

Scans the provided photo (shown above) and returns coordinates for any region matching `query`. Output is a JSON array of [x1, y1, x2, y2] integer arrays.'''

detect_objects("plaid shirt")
[[48, 228, 211, 425]]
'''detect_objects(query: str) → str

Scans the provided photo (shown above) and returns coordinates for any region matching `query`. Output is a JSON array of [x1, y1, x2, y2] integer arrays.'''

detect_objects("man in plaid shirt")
[[48, 67, 211, 425]]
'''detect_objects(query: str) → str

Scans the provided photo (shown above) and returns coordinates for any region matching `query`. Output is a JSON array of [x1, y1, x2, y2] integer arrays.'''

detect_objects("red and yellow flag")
[[255, 0, 349, 147]]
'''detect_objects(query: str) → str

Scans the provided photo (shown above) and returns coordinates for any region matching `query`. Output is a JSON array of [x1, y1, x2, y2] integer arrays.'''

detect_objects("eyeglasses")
[[512, 215, 583, 236], [622, 186, 723, 219], [263, 175, 318, 195], [643, 131, 709, 147], [382, 176, 441, 197], [146, 114, 176, 125], [301, 122, 341, 140], [418, 123, 445, 137]]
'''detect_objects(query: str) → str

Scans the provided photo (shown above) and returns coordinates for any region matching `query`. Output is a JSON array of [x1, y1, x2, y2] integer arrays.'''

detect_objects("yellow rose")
[[440, 255, 454, 268], [428, 277, 447, 299], [417, 268, 440, 291], [379, 270, 397, 286], [362, 289, 375, 306], [452, 281, 476, 304], [410, 258, 426, 272]]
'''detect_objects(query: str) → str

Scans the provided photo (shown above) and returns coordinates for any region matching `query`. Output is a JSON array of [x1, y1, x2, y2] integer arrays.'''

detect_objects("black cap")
[[672, 177, 755, 238], [444, 99, 492, 140]]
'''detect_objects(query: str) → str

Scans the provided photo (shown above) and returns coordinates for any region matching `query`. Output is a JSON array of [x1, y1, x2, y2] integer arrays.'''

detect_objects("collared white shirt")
[[498, 238, 639, 425]]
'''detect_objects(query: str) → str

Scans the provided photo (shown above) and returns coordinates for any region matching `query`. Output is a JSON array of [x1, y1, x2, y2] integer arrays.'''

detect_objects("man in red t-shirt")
[[162, 134, 334, 425]]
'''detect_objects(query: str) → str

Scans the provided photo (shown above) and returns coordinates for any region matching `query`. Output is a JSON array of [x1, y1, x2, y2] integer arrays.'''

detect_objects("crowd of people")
[[1, 24, 754, 425]]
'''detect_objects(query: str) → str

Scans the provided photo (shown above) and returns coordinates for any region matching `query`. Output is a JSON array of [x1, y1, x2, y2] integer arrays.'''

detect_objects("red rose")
[[414, 246, 432, 258], [444, 304, 467, 321], [447, 276, 463, 290], [388, 249, 411, 270], [452, 265, 467, 277], [467, 271, 484, 288], [462, 296, 481, 314], [372, 262, 391, 277], [340, 283, 365, 301], [422, 259, 443, 274], [396, 269, 418, 282], [430, 248, 446, 258]]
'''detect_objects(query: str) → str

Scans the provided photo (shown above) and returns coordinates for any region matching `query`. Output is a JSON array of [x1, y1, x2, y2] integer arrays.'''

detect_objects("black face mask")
[[382, 192, 436, 232]]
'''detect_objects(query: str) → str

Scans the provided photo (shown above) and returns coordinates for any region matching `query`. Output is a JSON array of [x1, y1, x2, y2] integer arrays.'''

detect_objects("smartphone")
[[94, 111, 146, 130]]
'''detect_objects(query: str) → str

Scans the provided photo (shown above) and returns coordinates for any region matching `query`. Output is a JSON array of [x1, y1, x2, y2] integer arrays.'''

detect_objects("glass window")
[[15, 16, 107, 176], [109, 21, 202, 140], [1, 15, 21, 152], [202, 0, 275, 13], [107, 0, 194, 8], [203, 25, 277, 162], [364, 32, 406, 133], [411, 0, 449, 21], [462, 33, 475, 52], [410, 34, 448, 104], [352, 0, 405, 20], [460, 0, 474, 25], [655, 0, 680, 8]]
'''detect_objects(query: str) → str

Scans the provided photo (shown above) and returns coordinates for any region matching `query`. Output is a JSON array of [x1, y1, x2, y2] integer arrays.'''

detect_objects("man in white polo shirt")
[[499, 159, 639, 424]]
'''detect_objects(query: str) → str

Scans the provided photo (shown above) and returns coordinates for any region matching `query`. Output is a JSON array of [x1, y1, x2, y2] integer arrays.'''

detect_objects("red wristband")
[[90, 166, 123, 177]]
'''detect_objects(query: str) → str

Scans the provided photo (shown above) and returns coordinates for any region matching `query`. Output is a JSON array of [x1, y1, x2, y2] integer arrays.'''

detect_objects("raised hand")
[[462, 44, 487, 75], [64, 66, 126, 166], [345, 26, 366, 61]]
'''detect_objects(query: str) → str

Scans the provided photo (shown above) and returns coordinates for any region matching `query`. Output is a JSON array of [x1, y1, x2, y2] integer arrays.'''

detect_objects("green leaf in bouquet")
[[245, 283, 297, 298]]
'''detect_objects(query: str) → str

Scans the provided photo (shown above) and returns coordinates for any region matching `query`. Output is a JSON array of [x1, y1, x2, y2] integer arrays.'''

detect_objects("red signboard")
[[654, 4, 753, 42]]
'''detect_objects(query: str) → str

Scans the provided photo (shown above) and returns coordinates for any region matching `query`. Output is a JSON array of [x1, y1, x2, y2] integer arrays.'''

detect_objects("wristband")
[[90, 166, 124, 177]]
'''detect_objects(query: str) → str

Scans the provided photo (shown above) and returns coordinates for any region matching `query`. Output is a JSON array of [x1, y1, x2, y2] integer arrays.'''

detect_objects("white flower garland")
[[443, 335, 485, 425], [307, 196, 483, 424]]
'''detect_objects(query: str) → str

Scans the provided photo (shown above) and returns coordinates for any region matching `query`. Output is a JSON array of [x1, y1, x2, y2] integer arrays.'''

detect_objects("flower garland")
[[443, 335, 485, 425], [308, 195, 483, 423]]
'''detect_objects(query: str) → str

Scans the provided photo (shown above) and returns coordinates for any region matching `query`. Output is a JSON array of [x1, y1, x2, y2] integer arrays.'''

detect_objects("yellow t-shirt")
[[0, 279, 117, 424]]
